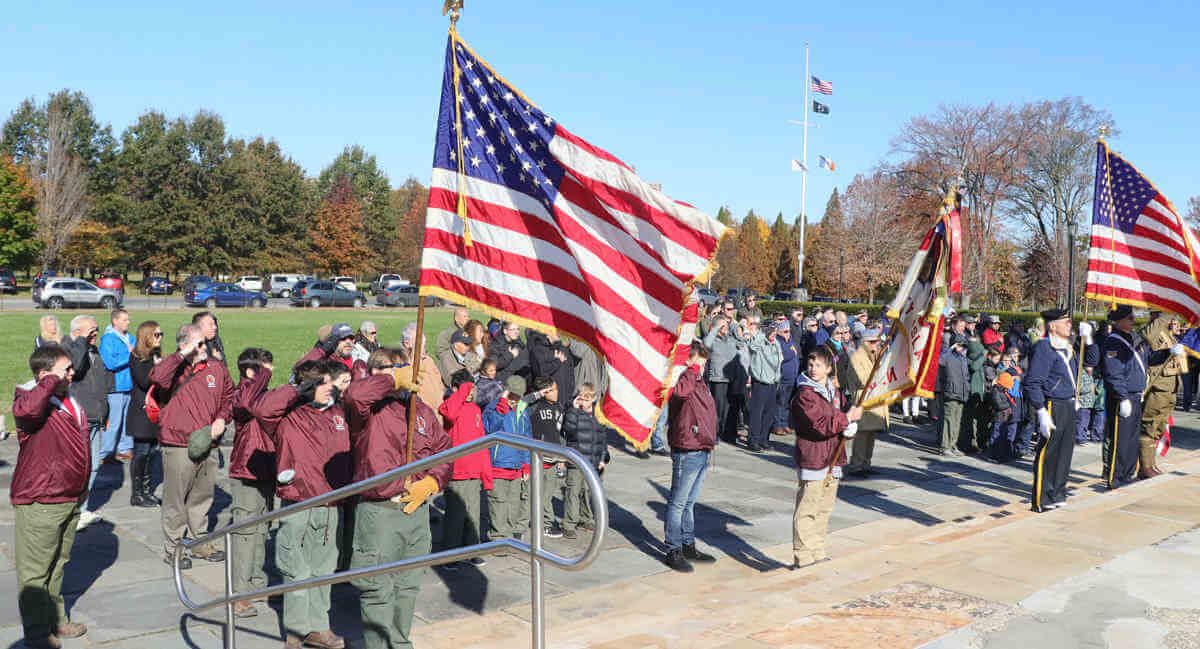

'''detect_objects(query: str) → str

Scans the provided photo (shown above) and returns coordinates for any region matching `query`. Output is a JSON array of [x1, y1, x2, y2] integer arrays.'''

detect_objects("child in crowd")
[[987, 360, 1019, 463], [528, 377, 566, 538], [998, 347, 1028, 457], [789, 346, 862, 570], [483, 375, 533, 548], [562, 383, 612, 539], [439, 370, 493, 569], [228, 347, 276, 618], [474, 358, 504, 408]]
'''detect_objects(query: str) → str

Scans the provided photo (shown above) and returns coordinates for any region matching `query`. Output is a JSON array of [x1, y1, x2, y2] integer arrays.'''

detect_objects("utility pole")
[[798, 42, 810, 290]]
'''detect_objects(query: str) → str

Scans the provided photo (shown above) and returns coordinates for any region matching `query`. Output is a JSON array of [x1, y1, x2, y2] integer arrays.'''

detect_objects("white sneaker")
[[77, 510, 101, 530]]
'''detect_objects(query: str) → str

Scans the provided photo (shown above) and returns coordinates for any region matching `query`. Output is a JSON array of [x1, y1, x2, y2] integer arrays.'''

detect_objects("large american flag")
[[811, 76, 833, 95], [1086, 142, 1200, 322], [419, 35, 725, 447]]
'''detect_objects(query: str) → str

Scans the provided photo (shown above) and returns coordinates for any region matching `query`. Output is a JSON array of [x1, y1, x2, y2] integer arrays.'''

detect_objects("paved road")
[[1, 410, 1198, 648], [0, 294, 413, 312]]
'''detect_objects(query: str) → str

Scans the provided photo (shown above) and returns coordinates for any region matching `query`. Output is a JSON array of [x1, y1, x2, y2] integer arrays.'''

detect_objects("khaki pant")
[[15, 500, 81, 642], [161, 445, 216, 556], [229, 479, 273, 594], [793, 477, 839, 565], [487, 476, 529, 540], [565, 466, 602, 530], [352, 500, 430, 649], [848, 428, 882, 471], [277, 505, 339, 637]]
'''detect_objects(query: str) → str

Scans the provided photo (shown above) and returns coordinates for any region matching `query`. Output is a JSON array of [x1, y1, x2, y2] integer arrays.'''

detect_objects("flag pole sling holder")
[[172, 434, 608, 649]]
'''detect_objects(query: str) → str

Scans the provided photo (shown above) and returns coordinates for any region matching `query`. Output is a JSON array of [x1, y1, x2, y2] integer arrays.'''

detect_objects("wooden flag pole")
[[1074, 298, 1090, 403], [404, 296, 427, 485]]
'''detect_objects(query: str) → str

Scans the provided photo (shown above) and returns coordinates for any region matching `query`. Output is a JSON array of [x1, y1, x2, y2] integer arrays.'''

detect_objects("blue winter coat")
[[483, 396, 532, 470]]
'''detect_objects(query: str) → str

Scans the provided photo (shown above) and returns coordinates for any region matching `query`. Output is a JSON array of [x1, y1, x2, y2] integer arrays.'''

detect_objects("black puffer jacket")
[[66, 335, 112, 426], [563, 406, 611, 469]]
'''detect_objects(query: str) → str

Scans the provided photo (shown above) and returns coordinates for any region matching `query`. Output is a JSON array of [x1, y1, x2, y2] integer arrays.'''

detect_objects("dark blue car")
[[185, 282, 268, 308]]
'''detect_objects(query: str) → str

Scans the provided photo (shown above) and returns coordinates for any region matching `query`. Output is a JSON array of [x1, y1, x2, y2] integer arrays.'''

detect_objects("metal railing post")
[[529, 449, 545, 649], [224, 532, 236, 648]]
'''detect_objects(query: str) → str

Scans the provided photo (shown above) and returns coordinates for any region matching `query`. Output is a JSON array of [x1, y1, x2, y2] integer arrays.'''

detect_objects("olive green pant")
[[276, 505, 339, 638], [229, 479, 273, 594], [352, 500, 431, 649], [941, 400, 964, 452], [1140, 388, 1173, 474], [487, 476, 529, 540], [15, 500, 81, 642], [443, 479, 482, 549], [161, 445, 216, 556], [564, 466, 602, 531], [540, 466, 563, 526]]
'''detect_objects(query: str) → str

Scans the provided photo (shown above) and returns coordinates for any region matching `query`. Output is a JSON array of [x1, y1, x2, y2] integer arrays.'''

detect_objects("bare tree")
[[1187, 196, 1200, 230], [841, 171, 915, 303], [31, 106, 89, 268]]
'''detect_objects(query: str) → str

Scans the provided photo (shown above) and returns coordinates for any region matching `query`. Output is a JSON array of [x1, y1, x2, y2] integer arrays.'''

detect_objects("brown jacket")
[[844, 345, 889, 432], [343, 374, 452, 502], [149, 353, 234, 448], [252, 385, 351, 504], [11, 376, 91, 505], [667, 366, 717, 451]]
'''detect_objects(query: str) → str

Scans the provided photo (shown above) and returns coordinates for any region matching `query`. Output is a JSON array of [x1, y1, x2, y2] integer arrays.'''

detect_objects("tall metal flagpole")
[[798, 42, 810, 289]]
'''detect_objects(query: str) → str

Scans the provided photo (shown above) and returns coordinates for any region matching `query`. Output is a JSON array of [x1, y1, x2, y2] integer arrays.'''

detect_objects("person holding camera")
[[64, 315, 112, 530]]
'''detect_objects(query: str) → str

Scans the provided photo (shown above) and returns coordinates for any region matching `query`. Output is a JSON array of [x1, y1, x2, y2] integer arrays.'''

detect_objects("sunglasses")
[[153, 332, 164, 338]]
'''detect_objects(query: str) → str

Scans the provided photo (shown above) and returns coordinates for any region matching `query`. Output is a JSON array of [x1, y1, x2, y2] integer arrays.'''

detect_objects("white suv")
[[236, 276, 264, 291], [331, 276, 357, 292], [38, 278, 122, 309]]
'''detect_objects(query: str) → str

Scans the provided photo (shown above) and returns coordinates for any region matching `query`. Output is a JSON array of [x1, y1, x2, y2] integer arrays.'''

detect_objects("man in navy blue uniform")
[[1023, 307, 1077, 513], [1101, 305, 1157, 488]]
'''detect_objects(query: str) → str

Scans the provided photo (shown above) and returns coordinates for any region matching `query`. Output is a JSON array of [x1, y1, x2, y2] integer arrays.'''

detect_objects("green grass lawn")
[[0, 307, 469, 419]]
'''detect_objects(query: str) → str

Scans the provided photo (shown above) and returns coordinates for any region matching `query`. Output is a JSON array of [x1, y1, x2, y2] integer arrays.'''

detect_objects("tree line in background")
[[0, 89, 428, 280], [0, 91, 1196, 305]]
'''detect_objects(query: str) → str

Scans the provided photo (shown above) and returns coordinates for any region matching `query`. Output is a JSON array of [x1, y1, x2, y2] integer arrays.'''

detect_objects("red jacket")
[[10, 376, 91, 505], [149, 353, 234, 448], [229, 368, 276, 483], [667, 366, 717, 451], [343, 374, 452, 502], [790, 379, 849, 471], [438, 383, 494, 490], [982, 328, 1004, 351], [252, 385, 351, 504]]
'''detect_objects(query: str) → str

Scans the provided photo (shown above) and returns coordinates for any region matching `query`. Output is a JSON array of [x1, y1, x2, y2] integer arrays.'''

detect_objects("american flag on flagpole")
[[419, 34, 726, 448], [811, 76, 833, 95], [1085, 142, 1200, 323]]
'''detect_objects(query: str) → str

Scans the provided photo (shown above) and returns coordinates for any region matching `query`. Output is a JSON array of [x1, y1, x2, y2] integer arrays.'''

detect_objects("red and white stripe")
[[1086, 194, 1200, 321], [421, 128, 724, 444]]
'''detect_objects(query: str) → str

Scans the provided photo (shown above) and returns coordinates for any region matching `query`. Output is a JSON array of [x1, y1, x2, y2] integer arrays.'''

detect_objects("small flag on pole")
[[811, 76, 833, 95], [818, 155, 836, 171], [790, 159, 808, 172], [812, 100, 830, 115]]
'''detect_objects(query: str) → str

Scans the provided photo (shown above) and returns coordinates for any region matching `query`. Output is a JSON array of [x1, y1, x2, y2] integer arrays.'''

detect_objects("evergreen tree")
[[806, 188, 845, 295]]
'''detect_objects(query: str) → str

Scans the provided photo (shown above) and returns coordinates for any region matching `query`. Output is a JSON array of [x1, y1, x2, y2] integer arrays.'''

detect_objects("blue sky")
[[5, 1, 1197, 233]]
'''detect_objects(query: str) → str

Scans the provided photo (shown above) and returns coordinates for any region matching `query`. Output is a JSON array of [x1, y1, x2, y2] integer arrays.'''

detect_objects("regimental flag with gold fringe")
[[418, 31, 726, 449], [857, 191, 956, 409]]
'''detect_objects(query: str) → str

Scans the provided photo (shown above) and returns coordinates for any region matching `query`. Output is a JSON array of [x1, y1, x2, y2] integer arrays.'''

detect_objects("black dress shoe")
[[682, 543, 716, 563], [665, 549, 694, 573]]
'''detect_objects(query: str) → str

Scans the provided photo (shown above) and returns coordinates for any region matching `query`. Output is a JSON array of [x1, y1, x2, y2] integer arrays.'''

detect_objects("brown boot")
[[24, 635, 61, 649], [303, 630, 346, 649], [56, 622, 87, 639], [285, 634, 304, 649], [233, 600, 258, 617]]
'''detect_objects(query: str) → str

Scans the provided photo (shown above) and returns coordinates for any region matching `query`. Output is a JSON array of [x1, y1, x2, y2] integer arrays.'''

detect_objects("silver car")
[[37, 277, 122, 309]]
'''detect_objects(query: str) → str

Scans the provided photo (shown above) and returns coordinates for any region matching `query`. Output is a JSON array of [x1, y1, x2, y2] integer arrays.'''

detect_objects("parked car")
[[266, 273, 313, 298], [331, 276, 358, 292], [375, 284, 444, 307], [181, 275, 213, 295], [369, 273, 407, 295], [0, 268, 16, 294], [291, 280, 366, 308], [139, 277, 174, 295], [773, 292, 793, 302], [185, 282, 268, 308], [696, 287, 719, 306], [37, 278, 122, 309], [236, 275, 264, 292], [95, 271, 124, 298]]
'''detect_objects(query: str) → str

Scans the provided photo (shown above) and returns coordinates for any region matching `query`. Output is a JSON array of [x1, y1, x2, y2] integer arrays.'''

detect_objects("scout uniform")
[[1138, 315, 1184, 478]]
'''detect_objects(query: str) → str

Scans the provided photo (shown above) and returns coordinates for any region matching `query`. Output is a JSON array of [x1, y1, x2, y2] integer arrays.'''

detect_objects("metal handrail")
[[173, 432, 608, 649]]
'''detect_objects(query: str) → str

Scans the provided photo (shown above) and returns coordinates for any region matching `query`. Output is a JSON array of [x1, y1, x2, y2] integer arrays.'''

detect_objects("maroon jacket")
[[149, 353, 234, 448], [252, 385, 351, 504], [229, 368, 276, 483], [11, 376, 91, 505], [344, 374, 452, 502], [667, 366, 717, 451], [790, 378, 850, 470], [351, 359, 369, 382], [292, 347, 357, 375]]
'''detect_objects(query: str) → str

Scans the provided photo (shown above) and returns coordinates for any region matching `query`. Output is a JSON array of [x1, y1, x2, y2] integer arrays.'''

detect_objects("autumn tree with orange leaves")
[[310, 175, 375, 276]]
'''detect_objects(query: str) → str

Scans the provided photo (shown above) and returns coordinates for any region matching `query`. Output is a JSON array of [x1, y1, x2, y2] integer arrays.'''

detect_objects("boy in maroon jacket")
[[227, 347, 275, 618], [344, 348, 451, 649], [149, 323, 233, 568], [789, 346, 862, 570], [252, 360, 350, 649], [663, 343, 720, 573], [12, 346, 90, 648]]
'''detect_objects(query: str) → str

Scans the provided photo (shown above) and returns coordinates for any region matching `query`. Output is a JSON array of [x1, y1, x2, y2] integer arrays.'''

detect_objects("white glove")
[[842, 422, 858, 439], [1037, 408, 1054, 436], [1119, 399, 1132, 418], [1171, 343, 1185, 357], [1078, 322, 1093, 345]]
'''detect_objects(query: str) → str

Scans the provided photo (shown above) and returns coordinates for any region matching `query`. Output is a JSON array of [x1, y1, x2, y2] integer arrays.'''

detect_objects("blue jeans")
[[775, 380, 795, 430], [665, 450, 710, 550], [102, 392, 132, 456], [83, 423, 104, 512], [650, 408, 668, 451]]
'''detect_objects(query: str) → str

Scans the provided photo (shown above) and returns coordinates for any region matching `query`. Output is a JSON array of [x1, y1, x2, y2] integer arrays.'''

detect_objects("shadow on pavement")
[[645, 480, 787, 572], [63, 520, 119, 615]]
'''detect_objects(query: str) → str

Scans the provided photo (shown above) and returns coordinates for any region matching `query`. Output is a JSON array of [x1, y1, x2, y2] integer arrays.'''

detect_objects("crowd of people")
[[9, 297, 1188, 648]]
